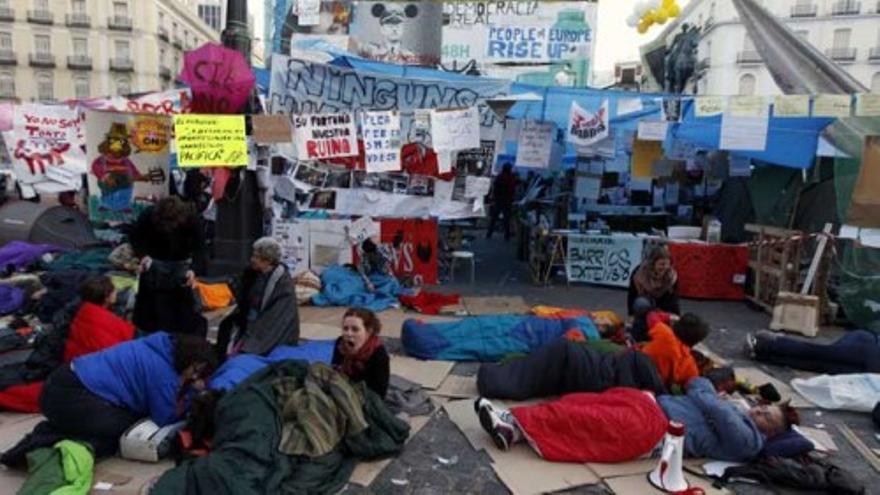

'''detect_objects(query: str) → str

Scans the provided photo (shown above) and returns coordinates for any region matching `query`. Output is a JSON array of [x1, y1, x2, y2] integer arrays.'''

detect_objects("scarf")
[[633, 262, 678, 299], [337, 334, 382, 378]]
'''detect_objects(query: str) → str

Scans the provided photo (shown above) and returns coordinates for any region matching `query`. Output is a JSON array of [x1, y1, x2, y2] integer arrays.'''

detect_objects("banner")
[[173, 115, 248, 167], [268, 56, 511, 142], [515, 120, 554, 168], [567, 100, 608, 147], [293, 112, 359, 160], [361, 110, 401, 173], [348, 1, 443, 67], [85, 110, 170, 223], [430, 107, 480, 151], [77, 88, 193, 116], [379, 218, 438, 284], [567, 234, 643, 288], [6, 103, 86, 187]]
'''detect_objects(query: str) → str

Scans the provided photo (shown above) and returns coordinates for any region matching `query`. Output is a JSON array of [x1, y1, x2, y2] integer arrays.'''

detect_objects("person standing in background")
[[487, 163, 518, 241]]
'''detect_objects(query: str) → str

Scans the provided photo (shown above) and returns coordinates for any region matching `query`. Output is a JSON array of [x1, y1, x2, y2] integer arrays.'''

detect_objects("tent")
[[0, 201, 98, 249]]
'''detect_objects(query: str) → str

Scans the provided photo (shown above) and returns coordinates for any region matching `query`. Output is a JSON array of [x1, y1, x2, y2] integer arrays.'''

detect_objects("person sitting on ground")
[[0, 275, 136, 413], [1, 332, 218, 467], [216, 237, 299, 359], [746, 329, 880, 375], [332, 307, 390, 398], [639, 312, 711, 391], [627, 246, 681, 321], [476, 377, 799, 463], [355, 238, 395, 293]]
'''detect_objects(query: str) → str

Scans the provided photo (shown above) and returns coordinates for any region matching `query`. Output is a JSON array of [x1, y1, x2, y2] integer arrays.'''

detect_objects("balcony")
[[0, 50, 16, 65], [172, 36, 183, 49], [0, 6, 14, 22], [108, 16, 132, 31], [736, 50, 763, 64], [109, 58, 134, 72], [158, 27, 169, 42], [67, 55, 92, 70], [160, 65, 171, 80], [65, 13, 91, 28], [831, 1, 861, 15], [790, 3, 817, 17], [26, 9, 53, 25], [29, 52, 55, 68], [827, 47, 857, 61], [869, 47, 880, 62]]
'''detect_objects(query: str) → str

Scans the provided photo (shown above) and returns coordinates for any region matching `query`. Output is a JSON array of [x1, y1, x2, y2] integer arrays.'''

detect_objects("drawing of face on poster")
[[86, 110, 169, 223], [349, 1, 442, 66]]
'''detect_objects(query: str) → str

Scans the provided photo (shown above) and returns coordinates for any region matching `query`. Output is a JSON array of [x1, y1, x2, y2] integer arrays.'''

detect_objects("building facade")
[[654, 0, 880, 95], [0, 0, 218, 102]]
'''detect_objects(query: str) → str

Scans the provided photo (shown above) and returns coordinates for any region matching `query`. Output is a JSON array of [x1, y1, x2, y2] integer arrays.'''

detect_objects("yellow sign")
[[695, 96, 725, 117], [728, 96, 767, 117], [813, 94, 852, 118], [855, 93, 880, 117], [173, 114, 248, 167], [773, 95, 810, 117], [129, 116, 170, 153], [631, 139, 663, 179]]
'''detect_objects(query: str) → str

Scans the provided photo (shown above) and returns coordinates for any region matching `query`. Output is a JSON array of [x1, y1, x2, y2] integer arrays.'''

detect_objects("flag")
[[568, 100, 609, 147]]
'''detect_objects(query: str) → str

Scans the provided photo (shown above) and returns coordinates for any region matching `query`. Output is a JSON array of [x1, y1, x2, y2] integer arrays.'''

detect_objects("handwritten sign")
[[855, 93, 880, 117], [293, 113, 358, 160], [464, 176, 491, 198], [695, 96, 725, 117], [430, 107, 481, 151], [273, 218, 310, 275], [637, 121, 668, 141], [361, 110, 401, 173], [6, 103, 86, 185], [728, 96, 768, 117], [173, 114, 248, 167], [252, 114, 292, 144], [773, 95, 810, 117], [348, 215, 381, 245], [813, 94, 852, 118], [515, 120, 554, 168], [567, 234, 643, 288]]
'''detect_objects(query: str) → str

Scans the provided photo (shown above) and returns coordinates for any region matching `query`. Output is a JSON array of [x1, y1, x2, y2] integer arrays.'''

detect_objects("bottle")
[[706, 218, 722, 243]]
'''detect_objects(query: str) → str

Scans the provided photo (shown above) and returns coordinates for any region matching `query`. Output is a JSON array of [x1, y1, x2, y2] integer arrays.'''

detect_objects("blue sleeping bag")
[[311, 265, 405, 312], [402, 315, 600, 362], [209, 340, 335, 391]]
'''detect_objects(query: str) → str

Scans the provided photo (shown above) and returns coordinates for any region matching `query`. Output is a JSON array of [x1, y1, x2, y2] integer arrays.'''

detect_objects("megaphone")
[[648, 421, 689, 493]]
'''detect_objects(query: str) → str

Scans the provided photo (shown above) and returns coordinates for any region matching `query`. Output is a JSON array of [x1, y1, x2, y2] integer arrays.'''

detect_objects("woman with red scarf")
[[332, 308, 390, 398]]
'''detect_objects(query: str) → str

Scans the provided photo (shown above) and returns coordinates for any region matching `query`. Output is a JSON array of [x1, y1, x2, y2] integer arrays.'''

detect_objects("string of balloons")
[[626, 0, 683, 34]]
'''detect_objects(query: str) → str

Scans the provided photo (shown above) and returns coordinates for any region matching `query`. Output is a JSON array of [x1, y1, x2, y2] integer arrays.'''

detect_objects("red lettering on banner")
[[307, 138, 352, 159]]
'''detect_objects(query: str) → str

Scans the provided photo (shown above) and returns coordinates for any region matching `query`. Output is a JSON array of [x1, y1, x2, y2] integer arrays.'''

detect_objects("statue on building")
[[664, 23, 702, 94]]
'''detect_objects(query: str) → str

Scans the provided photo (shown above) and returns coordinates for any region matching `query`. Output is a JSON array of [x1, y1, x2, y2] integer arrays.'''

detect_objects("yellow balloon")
[[642, 11, 656, 23], [637, 23, 649, 34], [668, 4, 681, 16], [655, 10, 668, 24]]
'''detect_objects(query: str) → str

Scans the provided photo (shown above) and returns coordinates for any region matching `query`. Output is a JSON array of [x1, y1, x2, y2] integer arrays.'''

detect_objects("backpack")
[[717, 455, 864, 494]]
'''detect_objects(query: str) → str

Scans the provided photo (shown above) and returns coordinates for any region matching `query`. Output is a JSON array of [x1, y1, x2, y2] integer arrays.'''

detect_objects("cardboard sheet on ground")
[[462, 296, 529, 316], [349, 411, 434, 486], [489, 443, 600, 495], [390, 355, 454, 390], [604, 472, 730, 495], [735, 367, 812, 408], [431, 374, 478, 399], [300, 323, 341, 340], [443, 399, 494, 452], [795, 425, 838, 453]]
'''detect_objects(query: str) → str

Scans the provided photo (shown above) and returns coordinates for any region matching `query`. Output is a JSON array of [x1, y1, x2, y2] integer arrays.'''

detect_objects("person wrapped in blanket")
[[474, 378, 801, 463], [628, 247, 681, 332], [356, 238, 396, 293]]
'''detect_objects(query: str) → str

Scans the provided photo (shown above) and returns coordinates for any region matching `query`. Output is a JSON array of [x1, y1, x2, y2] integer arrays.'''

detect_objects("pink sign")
[[6, 103, 86, 185], [179, 43, 256, 114]]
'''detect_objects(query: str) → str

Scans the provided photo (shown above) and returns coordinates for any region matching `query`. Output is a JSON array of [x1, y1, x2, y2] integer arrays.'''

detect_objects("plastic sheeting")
[[791, 373, 880, 412]]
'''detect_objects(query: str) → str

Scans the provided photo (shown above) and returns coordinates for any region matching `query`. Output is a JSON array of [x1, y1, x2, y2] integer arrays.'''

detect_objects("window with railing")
[[832, 0, 861, 15], [36, 72, 53, 101], [739, 74, 756, 96], [0, 32, 11, 50], [34, 34, 50, 55], [116, 77, 130, 96], [0, 71, 14, 97], [115, 40, 130, 60], [74, 77, 89, 99], [34, 0, 48, 9], [71, 0, 85, 14]]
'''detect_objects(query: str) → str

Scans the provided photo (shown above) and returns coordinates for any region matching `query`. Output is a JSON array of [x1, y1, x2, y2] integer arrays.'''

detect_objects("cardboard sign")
[[773, 95, 810, 117], [813, 94, 852, 118], [173, 114, 248, 167], [379, 218, 439, 285], [430, 107, 481, 151], [252, 114, 292, 144], [308, 218, 353, 273], [6, 103, 86, 185], [293, 113, 358, 160], [567, 100, 608, 148], [856, 93, 880, 117], [847, 136, 880, 228], [567, 234, 643, 288], [694, 96, 725, 117], [361, 110, 402, 173], [515, 120, 554, 168]]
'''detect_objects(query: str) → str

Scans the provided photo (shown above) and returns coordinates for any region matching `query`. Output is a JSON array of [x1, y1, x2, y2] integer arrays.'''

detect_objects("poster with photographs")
[[407, 174, 434, 196], [456, 140, 496, 176], [293, 161, 329, 189], [85, 110, 170, 223], [348, 1, 442, 66], [325, 167, 352, 188]]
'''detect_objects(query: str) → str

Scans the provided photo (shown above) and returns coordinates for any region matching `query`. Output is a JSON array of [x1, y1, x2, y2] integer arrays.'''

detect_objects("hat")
[[371, 3, 417, 24], [105, 123, 129, 141]]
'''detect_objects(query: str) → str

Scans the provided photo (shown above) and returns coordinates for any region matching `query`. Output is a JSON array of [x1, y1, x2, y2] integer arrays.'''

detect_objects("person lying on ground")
[[746, 329, 880, 374], [477, 337, 666, 400], [355, 238, 396, 293], [638, 312, 711, 391], [333, 307, 390, 398], [216, 237, 299, 359], [628, 246, 680, 320], [0, 332, 218, 467], [476, 377, 799, 463], [0, 275, 135, 413]]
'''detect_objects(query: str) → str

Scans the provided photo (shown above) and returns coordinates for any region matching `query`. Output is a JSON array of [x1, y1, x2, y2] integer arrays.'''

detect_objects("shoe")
[[473, 396, 493, 414], [475, 399, 515, 451], [744, 333, 758, 359]]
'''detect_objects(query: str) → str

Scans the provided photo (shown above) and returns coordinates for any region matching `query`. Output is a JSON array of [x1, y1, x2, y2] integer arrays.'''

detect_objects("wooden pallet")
[[745, 224, 803, 312]]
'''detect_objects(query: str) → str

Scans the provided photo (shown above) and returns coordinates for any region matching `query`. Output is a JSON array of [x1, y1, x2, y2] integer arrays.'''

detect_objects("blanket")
[[152, 360, 409, 495], [0, 241, 62, 272], [478, 339, 666, 400], [402, 314, 600, 362], [209, 341, 334, 391], [399, 291, 460, 315], [312, 265, 404, 312]]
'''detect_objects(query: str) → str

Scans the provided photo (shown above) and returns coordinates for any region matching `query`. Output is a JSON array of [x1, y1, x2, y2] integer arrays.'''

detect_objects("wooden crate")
[[745, 224, 803, 312], [770, 292, 820, 337]]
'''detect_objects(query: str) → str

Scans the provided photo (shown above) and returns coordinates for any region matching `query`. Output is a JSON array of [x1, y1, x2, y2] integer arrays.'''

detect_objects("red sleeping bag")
[[510, 388, 668, 463], [0, 302, 134, 413]]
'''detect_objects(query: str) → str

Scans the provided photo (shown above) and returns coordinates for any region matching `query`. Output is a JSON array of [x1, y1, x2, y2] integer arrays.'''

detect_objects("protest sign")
[[567, 234, 643, 288], [568, 100, 608, 148], [379, 218, 439, 284], [252, 114, 293, 144], [575, 175, 601, 202], [464, 176, 491, 198], [430, 107, 481, 151], [293, 113, 358, 160], [348, 215, 381, 245], [457, 140, 496, 176], [637, 121, 669, 141], [813, 94, 852, 118], [6, 103, 86, 186], [308, 218, 354, 273], [85, 110, 170, 223], [348, 1, 443, 67], [173, 115, 248, 167], [856, 93, 880, 117], [695, 96, 725, 117], [773, 95, 810, 117], [361, 110, 402, 173], [515, 120, 554, 168], [272, 218, 310, 275]]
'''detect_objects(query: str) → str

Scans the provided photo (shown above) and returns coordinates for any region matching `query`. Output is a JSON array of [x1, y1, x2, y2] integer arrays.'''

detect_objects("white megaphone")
[[648, 421, 689, 493]]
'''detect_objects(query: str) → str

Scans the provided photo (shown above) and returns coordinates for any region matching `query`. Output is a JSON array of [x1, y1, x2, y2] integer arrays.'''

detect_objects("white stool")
[[450, 251, 475, 284]]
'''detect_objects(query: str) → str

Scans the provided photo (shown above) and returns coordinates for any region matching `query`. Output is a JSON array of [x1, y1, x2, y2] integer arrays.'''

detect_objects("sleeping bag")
[[402, 313, 600, 362], [311, 265, 404, 313], [511, 388, 668, 463], [209, 341, 335, 391], [477, 339, 665, 400]]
